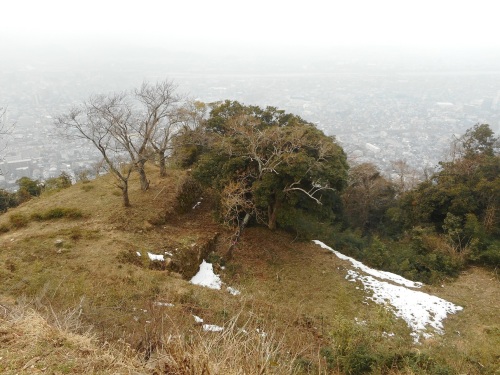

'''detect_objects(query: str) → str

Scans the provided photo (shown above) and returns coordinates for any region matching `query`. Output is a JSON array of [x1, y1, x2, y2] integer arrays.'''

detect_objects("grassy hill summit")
[[1, 86, 499, 373], [0, 165, 498, 374]]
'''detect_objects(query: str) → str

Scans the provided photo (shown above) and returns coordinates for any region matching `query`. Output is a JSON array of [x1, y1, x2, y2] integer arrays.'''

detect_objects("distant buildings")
[[1, 60, 499, 189]]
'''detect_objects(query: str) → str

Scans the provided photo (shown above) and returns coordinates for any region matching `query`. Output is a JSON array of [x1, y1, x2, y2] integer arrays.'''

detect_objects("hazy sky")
[[1, 0, 499, 51]]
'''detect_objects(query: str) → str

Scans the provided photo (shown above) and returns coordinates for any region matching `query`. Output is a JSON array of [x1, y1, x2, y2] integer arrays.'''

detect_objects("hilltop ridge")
[[0, 166, 499, 374]]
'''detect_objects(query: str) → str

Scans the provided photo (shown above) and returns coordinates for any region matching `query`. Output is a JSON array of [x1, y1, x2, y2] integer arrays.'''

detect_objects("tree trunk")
[[158, 152, 167, 177], [138, 164, 150, 191], [226, 213, 251, 260], [267, 199, 280, 230], [122, 183, 131, 207]]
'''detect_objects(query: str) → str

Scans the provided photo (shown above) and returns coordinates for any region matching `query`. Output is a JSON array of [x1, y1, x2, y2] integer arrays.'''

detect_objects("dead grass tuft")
[[0, 300, 145, 374]]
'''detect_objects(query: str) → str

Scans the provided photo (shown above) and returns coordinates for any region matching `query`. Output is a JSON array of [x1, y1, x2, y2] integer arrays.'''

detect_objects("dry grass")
[[0, 164, 499, 374], [145, 314, 302, 375], [0, 300, 145, 374], [423, 267, 500, 374]]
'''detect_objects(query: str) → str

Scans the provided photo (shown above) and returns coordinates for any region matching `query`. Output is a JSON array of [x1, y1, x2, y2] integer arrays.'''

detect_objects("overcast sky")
[[1, 0, 499, 52]]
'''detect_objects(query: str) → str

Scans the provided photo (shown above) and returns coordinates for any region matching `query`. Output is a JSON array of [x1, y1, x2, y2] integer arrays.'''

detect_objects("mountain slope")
[[0, 167, 498, 374]]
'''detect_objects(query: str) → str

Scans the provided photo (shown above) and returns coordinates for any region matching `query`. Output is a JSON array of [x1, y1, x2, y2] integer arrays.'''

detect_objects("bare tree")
[[55, 97, 135, 207], [0, 107, 6, 135], [343, 162, 394, 230], [0, 107, 14, 145], [55, 80, 186, 203], [391, 159, 419, 193], [0, 107, 15, 175], [0, 107, 6, 162], [94, 92, 152, 191], [136, 80, 183, 177]]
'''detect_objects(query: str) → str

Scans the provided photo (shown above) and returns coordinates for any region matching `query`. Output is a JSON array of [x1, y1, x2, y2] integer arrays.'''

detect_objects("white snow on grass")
[[154, 302, 174, 307], [203, 324, 224, 332], [313, 240, 422, 288], [190, 260, 222, 290], [347, 269, 462, 341], [313, 240, 463, 342], [256, 328, 267, 338], [227, 286, 241, 296], [147, 252, 164, 261], [193, 315, 224, 332]]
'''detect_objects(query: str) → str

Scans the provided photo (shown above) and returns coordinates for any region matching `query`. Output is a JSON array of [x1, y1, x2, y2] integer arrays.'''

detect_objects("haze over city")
[[1, 0, 500, 188], [2, 0, 500, 48], [1, 4, 500, 373]]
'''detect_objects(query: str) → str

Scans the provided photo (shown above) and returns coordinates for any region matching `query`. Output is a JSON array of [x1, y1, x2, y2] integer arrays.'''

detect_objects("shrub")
[[327, 229, 367, 260], [0, 189, 19, 212], [75, 168, 93, 183], [80, 184, 94, 192], [43, 172, 72, 191], [323, 318, 454, 374], [31, 207, 83, 221], [117, 249, 144, 267], [173, 174, 204, 213], [9, 213, 29, 228], [276, 207, 332, 240], [477, 242, 500, 267]]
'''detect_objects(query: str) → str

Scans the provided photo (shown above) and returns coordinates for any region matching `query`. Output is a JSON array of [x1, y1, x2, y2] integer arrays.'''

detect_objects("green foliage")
[[363, 236, 390, 269], [394, 124, 499, 270], [173, 174, 204, 213], [321, 318, 454, 374], [182, 110, 498, 283], [326, 229, 368, 260], [477, 241, 500, 266], [185, 100, 348, 232], [31, 207, 84, 221], [319, 227, 465, 284], [293, 356, 314, 373], [343, 163, 396, 232], [44, 172, 72, 191], [275, 205, 339, 241], [0, 189, 18, 212], [80, 184, 94, 192], [406, 228, 464, 282], [75, 168, 93, 183], [9, 213, 29, 228], [16, 177, 42, 202], [460, 123, 499, 157]]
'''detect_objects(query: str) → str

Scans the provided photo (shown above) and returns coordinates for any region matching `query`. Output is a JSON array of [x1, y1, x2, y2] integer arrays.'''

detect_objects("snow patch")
[[227, 286, 241, 296], [256, 328, 267, 338], [147, 252, 164, 261], [203, 324, 224, 332], [193, 315, 224, 332], [190, 261, 241, 296], [190, 260, 222, 290], [313, 240, 463, 342], [193, 315, 204, 323], [154, 302, 174, 307], [347, 269, 462, 341], [313, 240, 422, 288]]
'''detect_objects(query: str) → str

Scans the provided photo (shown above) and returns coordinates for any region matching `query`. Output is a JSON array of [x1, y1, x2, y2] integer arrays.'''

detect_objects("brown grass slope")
[[0, 165, 499, 374]]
